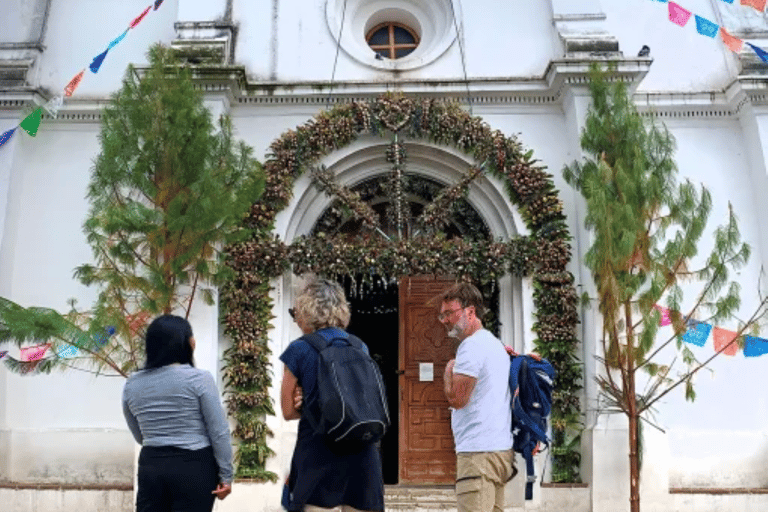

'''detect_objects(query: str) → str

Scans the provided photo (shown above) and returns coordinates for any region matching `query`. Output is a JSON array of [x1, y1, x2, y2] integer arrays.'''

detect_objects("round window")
[[325, 0, 458, 71], [366, 22, 420, 60]]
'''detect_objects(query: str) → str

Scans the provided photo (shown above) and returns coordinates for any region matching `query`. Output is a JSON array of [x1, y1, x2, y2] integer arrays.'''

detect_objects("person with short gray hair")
[[280, 277, 384, 512]]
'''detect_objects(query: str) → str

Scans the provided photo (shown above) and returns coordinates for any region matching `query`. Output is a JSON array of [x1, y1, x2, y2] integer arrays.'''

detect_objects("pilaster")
[[735, 65, 768, 283]]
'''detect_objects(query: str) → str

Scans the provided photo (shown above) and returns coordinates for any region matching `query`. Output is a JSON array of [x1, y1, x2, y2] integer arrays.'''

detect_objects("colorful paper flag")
[[720, 27, 744, 53], [0, 350, 7, 360], [747, 43, 768, 63], [654, 305, 673, 326], [682, 319, 712, 347], [0, 127, 16, 148], [669, 2, 693, 27], [19, 108, 43, 137], [154, 0, 164, 10], [108, 29, 129, 50], [42, 95, 63, 118], [744, 335, 768, 357], [741, 0, 767, 11], [90, 49, 109, 73], [712, 327, 739, 356], [64, 69, 85, 97], [57, 344, 80, 359], [128, 311, 152, 337], [20, 343, 50, 362], [695, 15, 719, 38], [94, 327, 115, 346], [130, 5, 152, 28]]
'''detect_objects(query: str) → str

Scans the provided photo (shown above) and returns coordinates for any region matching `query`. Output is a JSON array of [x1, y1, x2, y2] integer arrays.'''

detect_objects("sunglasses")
[[438, 307, 465, 321], [288, 308, 295, 319]]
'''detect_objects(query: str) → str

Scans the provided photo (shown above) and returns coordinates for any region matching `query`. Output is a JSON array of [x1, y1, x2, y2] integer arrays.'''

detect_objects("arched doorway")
[[310, 173, 496, 483], [223, 95, 580, 486]]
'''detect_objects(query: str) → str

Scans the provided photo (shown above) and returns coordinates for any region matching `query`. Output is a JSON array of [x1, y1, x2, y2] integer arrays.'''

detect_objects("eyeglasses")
[[438, 307, 465, 321], [288, 308, 295, 319]]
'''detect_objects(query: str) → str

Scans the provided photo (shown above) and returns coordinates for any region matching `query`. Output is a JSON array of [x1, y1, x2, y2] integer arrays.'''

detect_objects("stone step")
[[384, 486, 456, 510]]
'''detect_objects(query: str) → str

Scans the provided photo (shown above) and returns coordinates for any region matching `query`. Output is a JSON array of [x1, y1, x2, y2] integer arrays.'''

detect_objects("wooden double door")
[[397, 276, 456, 484], [345, 275, 456, 484]]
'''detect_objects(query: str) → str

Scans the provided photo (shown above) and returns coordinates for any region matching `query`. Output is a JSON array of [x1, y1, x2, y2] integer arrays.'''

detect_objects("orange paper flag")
[[713, 327, 739, 356], [64, 69, 85, 97], [741, 0, 767, 12], [720, 27, 744, 53], [127, 311, 152, 337]]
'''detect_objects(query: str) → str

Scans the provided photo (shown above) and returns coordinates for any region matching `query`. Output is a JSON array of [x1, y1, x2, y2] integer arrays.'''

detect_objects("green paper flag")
[[20, 107, 43, 137]]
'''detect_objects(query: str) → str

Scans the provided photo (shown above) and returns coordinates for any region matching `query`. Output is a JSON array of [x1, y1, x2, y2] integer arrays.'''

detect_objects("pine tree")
[[0, 44, 264, 376], [563, 64, 767, 512]]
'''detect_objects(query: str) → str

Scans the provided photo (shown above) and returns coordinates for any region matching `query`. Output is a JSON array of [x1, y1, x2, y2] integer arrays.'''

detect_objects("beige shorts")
[[455, 449, 515, 512]]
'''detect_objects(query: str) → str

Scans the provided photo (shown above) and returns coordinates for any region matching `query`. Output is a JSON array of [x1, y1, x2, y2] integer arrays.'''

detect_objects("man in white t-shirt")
[[439, 282, 515, 512]]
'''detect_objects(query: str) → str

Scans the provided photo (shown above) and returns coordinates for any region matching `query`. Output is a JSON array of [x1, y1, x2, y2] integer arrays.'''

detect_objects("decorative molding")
[[0, 58, 37, 89], [552, 13, 606, 23], [4, 57, 768, 122]]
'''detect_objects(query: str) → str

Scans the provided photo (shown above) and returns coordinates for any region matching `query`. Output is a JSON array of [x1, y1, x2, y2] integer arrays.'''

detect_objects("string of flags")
[[651, 0, 768, 61], [0, 0, 165, 151], [654, 304, 768, 357], [2, 324, 118, 372]]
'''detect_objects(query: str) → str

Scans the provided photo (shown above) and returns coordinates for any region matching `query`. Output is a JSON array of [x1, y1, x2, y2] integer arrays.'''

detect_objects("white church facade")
[[1, 1, 768, 511]]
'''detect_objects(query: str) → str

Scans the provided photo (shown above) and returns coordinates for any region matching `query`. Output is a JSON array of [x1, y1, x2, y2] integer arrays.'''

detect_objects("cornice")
[[3, 58, 768, 121]]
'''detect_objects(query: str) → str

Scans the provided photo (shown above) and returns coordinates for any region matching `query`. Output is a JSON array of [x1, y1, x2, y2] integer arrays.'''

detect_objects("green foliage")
[[2, 44, 264, 379], [224, 93, 583, 481], [565, 63, 758, 410], [0, 297, 127, 375], [564, 63, 767, 510]]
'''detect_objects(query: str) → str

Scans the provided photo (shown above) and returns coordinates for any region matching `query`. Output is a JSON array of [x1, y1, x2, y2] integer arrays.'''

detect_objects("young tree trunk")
[[629, 411, 641, 512]]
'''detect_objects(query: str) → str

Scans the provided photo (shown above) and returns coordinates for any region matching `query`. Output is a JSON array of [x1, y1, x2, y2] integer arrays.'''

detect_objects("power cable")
[[327, 0, 349, 109], [449, 0, 473, 116]]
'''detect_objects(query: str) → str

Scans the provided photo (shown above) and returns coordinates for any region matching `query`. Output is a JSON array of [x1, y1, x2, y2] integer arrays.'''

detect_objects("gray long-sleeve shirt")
[[122, 364, 234, 484]]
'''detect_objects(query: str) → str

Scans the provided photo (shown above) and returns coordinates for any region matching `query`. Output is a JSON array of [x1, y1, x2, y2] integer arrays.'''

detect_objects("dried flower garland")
[[222, 93, 582, 483]]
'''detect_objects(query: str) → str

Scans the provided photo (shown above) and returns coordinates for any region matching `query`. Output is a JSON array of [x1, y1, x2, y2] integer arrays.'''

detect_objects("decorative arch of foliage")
[[222, 93, 582, 482]]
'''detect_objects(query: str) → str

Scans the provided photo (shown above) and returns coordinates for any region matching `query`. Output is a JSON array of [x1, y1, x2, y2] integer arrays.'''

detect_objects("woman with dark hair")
[[122, 315, 233, 512], [280, 278, 385, 512]]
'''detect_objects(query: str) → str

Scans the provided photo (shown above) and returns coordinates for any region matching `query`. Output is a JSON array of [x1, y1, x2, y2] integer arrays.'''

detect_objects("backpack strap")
[[300, 331, 364, 352], [300, 332, 330, 353]]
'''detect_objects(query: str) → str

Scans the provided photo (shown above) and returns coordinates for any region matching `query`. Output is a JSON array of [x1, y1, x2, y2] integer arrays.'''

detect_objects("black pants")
[[137, 445, 219, 512]]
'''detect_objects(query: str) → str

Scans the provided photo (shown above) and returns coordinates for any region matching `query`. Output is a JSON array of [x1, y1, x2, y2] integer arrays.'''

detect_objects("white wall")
[[1, 0, 768, 509]]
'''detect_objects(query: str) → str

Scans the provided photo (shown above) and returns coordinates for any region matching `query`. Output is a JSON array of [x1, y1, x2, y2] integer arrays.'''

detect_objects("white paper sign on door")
[[419, 362, 434, 382]]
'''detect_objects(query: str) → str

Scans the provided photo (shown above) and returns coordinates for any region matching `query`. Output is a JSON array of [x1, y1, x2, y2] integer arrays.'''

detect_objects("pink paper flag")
[[720, 27, 744, 53], [64, 69, 85, 97], [130, 5, 152, 28], [669, 2, 693, 27], [654, 305, 672, 326], [712, 327, 739, 356], [20, 343, 50, 362], [741, 0, 767, 12]]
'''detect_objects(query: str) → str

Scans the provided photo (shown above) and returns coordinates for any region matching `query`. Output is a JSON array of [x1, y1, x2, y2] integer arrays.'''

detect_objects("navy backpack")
[[509, 352, 556, 500], [300, 332, 390, 451]]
